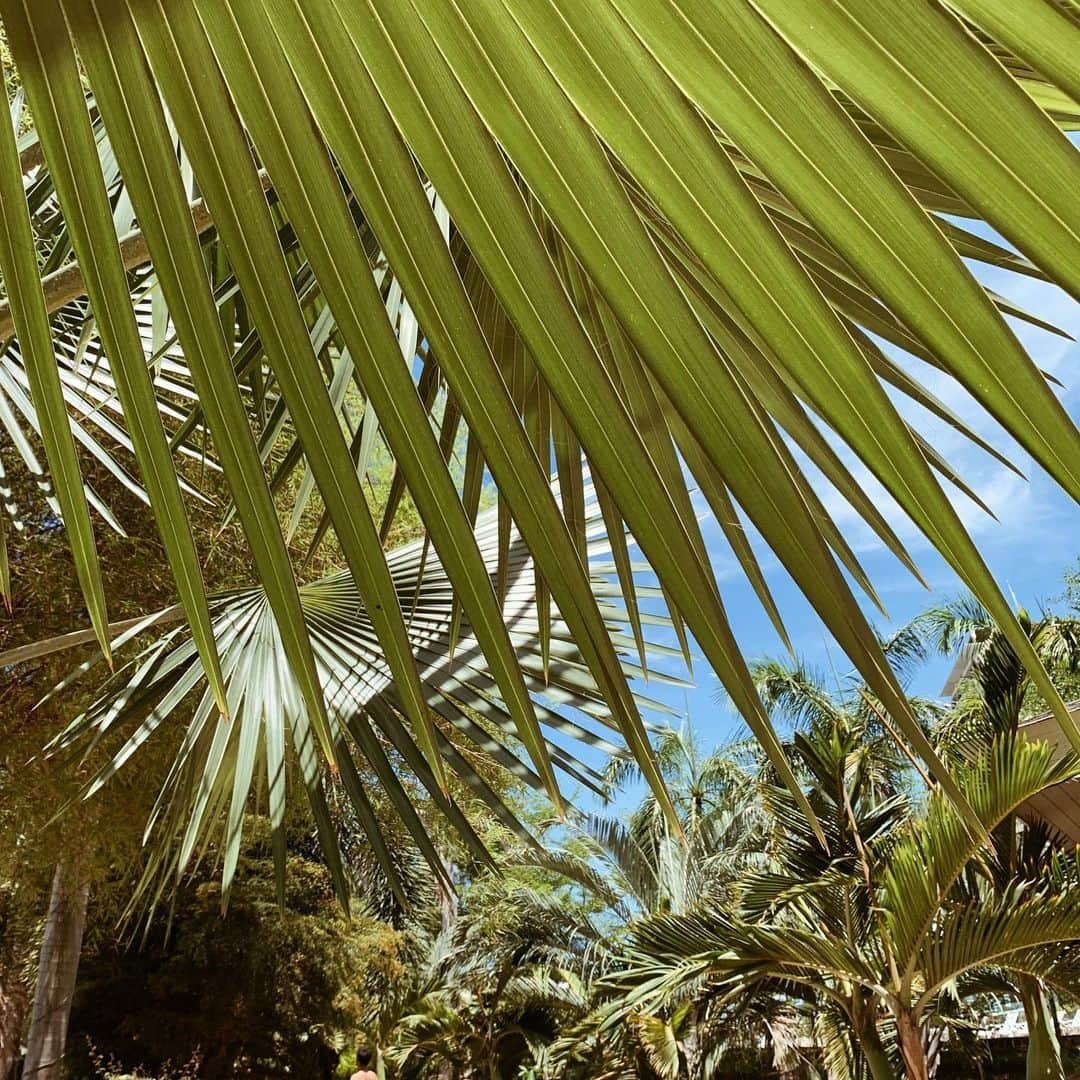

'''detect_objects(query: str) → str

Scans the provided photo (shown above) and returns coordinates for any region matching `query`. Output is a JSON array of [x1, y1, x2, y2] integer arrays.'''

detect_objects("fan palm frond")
[[3, 0, 1080, 885], [43, 493, 672, 909]]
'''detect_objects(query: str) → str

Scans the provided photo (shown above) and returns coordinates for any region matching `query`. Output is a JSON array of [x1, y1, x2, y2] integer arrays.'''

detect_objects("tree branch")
[[0, 169, 273, 340]]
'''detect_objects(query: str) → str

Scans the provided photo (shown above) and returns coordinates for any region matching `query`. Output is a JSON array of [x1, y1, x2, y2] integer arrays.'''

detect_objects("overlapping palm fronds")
[[41, 487, 683, 909], [359, 871, 605, 1079], [609, 735, 1080, 1080], [913, 597, 1080, 1074], [4, 0, 1080, 874], [916, 597, 1080, 760]]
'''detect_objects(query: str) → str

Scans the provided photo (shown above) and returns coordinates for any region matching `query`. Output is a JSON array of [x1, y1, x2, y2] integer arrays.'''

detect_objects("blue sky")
[[607, 224, 1080, 762]]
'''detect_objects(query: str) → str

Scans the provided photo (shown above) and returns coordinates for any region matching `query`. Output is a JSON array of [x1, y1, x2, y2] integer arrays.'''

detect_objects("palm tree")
[[917, 597, 1080, 758], [372, 725, 769, 1078], [916, 597, 1080, 1078], [611, 734, 1080, 1080], [598, 725, 769, 915], [363, 877, 603, 1078], [5, 12, 1080, 1069], [743, 647, 934, 1074], [749, 626, 943, 790], [2, 0, 1080, 874], [513, 728, 774, 1077], [605, 699, 910, 1079]]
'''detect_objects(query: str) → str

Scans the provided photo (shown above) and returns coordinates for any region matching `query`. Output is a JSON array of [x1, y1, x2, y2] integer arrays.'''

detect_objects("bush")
[[68, 822, 405, 1079]]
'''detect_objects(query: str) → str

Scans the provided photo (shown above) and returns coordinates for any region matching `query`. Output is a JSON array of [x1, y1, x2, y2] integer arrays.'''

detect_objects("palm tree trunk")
[[895, 1010, 929, 1080], [0, 972, 28, 1080], [850, 990, 892, 1080], [21, 862, 89, 1080], [856, 1020, 895, 1080], [1019, 974, 1065, 1080]]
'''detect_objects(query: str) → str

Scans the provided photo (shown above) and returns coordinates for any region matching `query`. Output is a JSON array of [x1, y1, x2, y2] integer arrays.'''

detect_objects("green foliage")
[[10, 557, 1080, 1078], [69, 819, 406, 1080], [332, 610, 1080, 1078], [6, 0, 1080, 896], [604, 723, 1080, 1079], [0, 458, 243, 1066]]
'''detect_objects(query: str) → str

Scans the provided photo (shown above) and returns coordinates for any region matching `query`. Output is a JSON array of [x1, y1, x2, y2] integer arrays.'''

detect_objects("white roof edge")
[[1019, 700, 1080, 730], [940, 641, 978, 698]]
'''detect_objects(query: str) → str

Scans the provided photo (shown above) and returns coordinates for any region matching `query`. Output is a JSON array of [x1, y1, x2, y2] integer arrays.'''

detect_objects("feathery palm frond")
[[750, 659, 843, 732], [882, 736, 1080, 964], [611, 734, 1080, 1079]]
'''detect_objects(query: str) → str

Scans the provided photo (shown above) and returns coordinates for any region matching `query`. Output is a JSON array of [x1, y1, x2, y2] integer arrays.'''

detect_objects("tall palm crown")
[[614, 729, 1080, 1080], [919, 597, 1080, 756], [916, 598, 1080, 1079], [600, 725, 768, 913], [4, 0, 1080, 881], [445, 727, 771, 1078]]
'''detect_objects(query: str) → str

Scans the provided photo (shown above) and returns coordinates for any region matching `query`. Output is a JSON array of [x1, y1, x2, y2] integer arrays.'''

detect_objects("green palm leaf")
[[4, 0, 1080, 872], [882, 735, 1080, 964], [45, 492, 671, 905]]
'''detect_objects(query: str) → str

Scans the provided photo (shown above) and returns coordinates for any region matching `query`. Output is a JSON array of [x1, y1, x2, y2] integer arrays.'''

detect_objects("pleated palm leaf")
[[42, 491, 687, 911], [4, 0, 1080, 876], [0, 90, 225, 594], [611, 735, 1080, 1080]]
